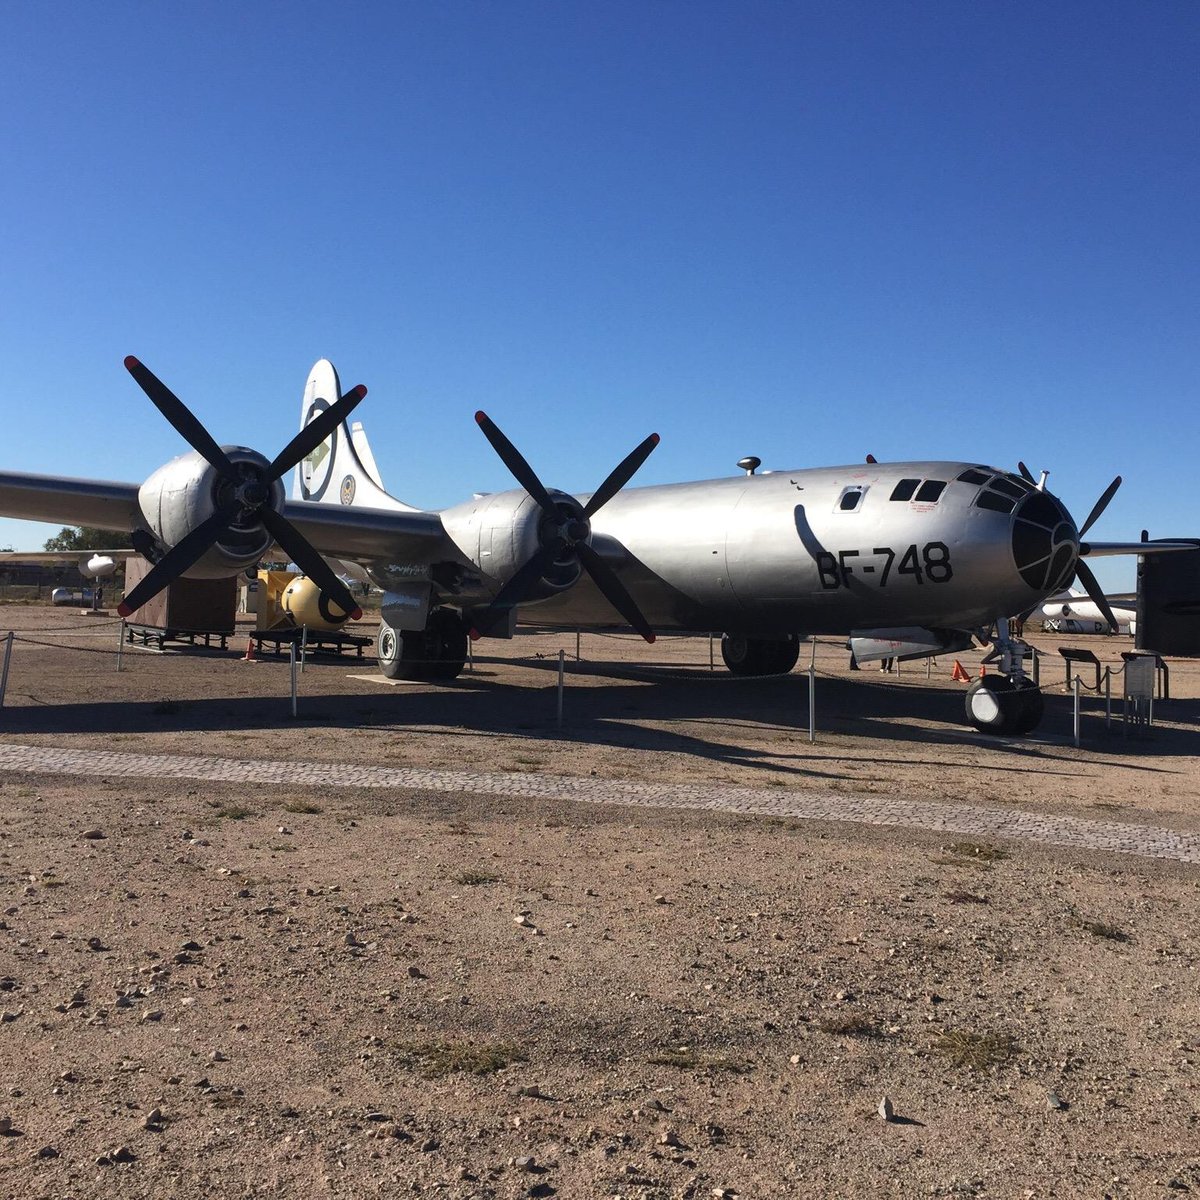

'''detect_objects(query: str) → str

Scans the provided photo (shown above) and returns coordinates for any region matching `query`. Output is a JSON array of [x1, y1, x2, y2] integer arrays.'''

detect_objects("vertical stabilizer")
[[293, 360, 417, 512]]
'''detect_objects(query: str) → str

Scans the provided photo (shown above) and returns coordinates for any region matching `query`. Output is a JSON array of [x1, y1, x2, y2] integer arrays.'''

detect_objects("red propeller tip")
[[468, 627, 483, 641], [645, 633, 656, 644], [117, 601, 133, 617], [347, 384, 367, 401], [650, 433, 660, 446], [123, 355, 140, 371], [474, 411, 487, 426], [350, 607, 363, 621]]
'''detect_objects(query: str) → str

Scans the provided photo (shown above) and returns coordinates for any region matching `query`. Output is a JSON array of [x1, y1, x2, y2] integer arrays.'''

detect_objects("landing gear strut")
[[964, 617, 1044, 735], [377, 608, 468, 681], [720, 633, 800, 677]]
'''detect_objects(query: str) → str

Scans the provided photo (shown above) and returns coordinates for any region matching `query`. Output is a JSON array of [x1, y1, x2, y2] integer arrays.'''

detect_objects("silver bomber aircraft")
[[0, 357, 1191, 736]]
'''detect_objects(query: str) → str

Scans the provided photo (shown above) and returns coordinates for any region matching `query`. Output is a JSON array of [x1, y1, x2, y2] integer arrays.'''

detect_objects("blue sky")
[[2, 2, 1196, 592]]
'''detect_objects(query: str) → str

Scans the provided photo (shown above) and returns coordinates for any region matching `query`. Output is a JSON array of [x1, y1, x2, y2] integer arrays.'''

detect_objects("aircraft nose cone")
[[1011, 489, 1078, 592]]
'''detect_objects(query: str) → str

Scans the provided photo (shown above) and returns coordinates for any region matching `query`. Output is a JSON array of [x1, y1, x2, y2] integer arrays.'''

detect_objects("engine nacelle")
[[138, 447, 283, 578], [281, 575, 353, 631], [440, 488, 584, 603]]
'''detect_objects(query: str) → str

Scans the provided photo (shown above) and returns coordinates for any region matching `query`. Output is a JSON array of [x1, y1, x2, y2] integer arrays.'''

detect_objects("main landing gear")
[[377, 608, 468, 681], [964, 617, 1044, 735], [720, 633, 800, 676]]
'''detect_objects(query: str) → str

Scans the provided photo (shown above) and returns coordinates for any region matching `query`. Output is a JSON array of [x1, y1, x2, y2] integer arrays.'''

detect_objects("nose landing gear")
[[964, 617, 1044, 735]]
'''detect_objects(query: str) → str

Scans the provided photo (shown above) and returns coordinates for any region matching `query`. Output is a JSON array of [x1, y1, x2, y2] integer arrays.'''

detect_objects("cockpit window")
[[837, 485, 867, 512], [956, 468, 990, 485], [991, 477, 1026, 500], [914, 480, 946, 503], [976, 490, 1016, 514], [889, 479, 919, 501]]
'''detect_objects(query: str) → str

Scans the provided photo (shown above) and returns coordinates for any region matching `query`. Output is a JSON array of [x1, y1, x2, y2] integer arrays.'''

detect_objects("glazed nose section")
[[1011, 487, 1078, 592]]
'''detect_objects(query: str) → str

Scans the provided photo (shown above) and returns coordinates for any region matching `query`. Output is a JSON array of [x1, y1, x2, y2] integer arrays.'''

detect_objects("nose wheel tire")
[[721, 633, 800, 677], [965, 675, 1044, 735]]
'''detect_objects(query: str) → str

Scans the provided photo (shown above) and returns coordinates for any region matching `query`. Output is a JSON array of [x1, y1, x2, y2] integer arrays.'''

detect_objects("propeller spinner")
[[117, 357, 367, 622], [470, 412, 660, 642]]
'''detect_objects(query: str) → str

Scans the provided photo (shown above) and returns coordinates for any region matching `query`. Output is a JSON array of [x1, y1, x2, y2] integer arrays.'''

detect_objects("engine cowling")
[[440, 488, 585, 605], [137, 447, 283, 578]]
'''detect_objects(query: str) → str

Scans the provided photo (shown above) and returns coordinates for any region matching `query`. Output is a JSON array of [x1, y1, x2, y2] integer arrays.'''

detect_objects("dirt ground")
[[0, 605, 1198, 1199]]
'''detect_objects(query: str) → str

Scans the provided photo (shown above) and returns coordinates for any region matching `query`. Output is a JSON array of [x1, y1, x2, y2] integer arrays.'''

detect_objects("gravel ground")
[[0, 605, 1198, 1198]]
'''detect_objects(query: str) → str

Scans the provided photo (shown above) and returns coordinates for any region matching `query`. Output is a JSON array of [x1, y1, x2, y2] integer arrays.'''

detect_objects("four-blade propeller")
[[470, 412, 660, 642], [117, 356, 366, 622], [1072, 473, 1123, 632]]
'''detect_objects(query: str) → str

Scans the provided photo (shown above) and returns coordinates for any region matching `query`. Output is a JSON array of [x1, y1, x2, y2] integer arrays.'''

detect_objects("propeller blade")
[[474, 412, 559, 520], [1074, 558, 1120, 633], [582, 432, 660, 518], [577, 541, 655, 643], [267, 384, 367, 479], [468, 546, 557, 639], [1017, 461, 1035, 483], [124, 356, 235, 477], [258, 507, 363, 621], [117, 506, 234, 617], [1077, 475, 1122, 539]]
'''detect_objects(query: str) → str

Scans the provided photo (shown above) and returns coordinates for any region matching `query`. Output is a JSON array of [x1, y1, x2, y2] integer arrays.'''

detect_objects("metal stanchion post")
[[0, 631, 13, 708], [556, 649, 564, 729], [927, 656, 932, 680], [1105, 668, 1112, 731], [1072, 675, 1081, 747], [116, 620, 125, 672], [290, 642, 298, 718], [467, 636, 474, 672], [300, 625, 309, 673], [808, 638, 817, 743], [709, 633, 714, 671], [575, 629, 581, 662]]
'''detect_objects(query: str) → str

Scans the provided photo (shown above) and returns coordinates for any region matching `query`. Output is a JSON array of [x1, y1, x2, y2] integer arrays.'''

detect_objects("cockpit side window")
[[837, 485, 867, 512], [914, 480, 946, 503], [956, 468, 991, 485], [889, 479, 919, 501]]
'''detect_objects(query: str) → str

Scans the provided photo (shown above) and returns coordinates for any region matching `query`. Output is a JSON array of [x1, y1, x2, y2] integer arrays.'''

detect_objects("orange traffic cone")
[[242, 636, 256, 663], [951, 660, 970, 682]]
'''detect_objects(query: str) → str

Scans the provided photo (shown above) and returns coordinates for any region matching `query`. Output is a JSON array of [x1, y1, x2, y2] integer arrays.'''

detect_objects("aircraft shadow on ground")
[[4, 654, 1195, 781]]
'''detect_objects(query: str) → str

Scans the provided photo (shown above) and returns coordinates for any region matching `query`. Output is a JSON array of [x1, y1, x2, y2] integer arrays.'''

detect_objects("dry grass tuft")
[[817, 1012, 882, 1038], [1073, 916, 1130, 942], [933, 1029, 1017, 1070], [281, 799, 323, 815], [452, 869, 500, 886], [392, 1039, 526, 1077], [945, 889, 989, 904]]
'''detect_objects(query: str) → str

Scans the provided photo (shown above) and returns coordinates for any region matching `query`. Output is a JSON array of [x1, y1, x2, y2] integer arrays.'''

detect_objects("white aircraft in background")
[[1038, 588, 1136, 636], [0, 356, 1196, 736]]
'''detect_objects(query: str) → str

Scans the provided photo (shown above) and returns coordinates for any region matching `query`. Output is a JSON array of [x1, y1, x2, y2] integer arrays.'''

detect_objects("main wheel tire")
[[376, 621, 424, 680], [377, 610, 468, 682], [721, 633, 800, 676], [965, 675, 1044, 735]]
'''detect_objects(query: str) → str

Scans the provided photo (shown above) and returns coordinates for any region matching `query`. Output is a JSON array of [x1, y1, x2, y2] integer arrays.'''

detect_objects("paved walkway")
[[2, 740, 1197, 866]]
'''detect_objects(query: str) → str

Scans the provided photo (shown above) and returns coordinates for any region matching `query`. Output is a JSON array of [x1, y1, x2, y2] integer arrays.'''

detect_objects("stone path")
[[2, 740, 1198, 866]]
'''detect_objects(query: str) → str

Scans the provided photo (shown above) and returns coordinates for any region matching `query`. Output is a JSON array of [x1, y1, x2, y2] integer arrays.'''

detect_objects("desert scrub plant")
[[944, 889, 989, 904], [391, 1039, 526, 1077], [281, 799, 323, 814], [646, 1049, 749, 1073], [933, 1029, 1016, 1070], [817, 1012, 883, 1038], [452, 869, 499, 886], [1072, 916, 1130, 942]]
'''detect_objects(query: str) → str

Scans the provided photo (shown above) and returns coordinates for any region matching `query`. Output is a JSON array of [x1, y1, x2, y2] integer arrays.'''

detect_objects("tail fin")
[[293, 359, 418, 512]]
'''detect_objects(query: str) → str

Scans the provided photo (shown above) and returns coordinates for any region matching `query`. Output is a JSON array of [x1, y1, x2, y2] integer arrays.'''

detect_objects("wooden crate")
[[122, 556, 237, 633]]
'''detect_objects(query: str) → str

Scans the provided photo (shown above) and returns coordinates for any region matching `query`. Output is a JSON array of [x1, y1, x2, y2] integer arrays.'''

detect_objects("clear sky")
[[2, 2, 1196, 592]]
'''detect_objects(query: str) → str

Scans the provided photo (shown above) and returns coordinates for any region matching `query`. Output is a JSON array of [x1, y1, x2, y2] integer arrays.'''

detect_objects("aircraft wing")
[[0, 471, 141, 532], [0, 549, 138, 563], [278, 499, 452, 564], [1081, 540, 1200, 556], [0, 470, 453, 568]]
